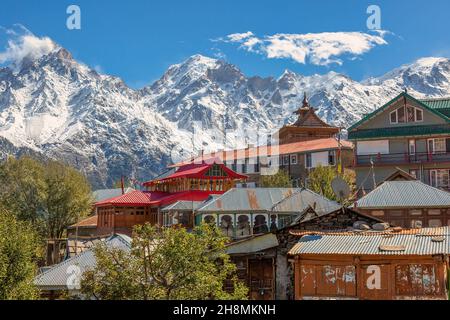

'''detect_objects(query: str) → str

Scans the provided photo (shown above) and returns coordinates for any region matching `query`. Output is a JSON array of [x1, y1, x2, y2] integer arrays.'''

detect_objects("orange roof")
[[171, 138, 353, 167], [289, 227, 448, 237], [69, 215, 98, 228]]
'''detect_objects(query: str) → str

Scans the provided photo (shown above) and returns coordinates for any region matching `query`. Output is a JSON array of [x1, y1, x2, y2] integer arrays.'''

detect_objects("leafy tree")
[[81, 224, 248, 300], [307, 165, 355, 203], [0, 156, 93, 239], [260, 169, 292, 188], [0, 206, 39, 299]]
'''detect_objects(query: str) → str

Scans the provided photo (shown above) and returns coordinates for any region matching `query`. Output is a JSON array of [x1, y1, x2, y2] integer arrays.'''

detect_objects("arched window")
[[253, 214, 269, 234], [236, 214, 251, 237], [219, 214, 234, 237]]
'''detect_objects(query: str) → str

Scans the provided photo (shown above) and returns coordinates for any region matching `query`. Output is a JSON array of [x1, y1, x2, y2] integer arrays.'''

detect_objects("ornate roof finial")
[[404, 87, 408, 94], [302, 92, 309, 108]]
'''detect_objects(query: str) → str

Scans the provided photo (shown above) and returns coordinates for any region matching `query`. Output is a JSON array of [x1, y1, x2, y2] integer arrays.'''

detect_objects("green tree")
[[307, 165, 355, 203], [0, 206, 39, 299], [260, 169, 292, 188], [0, 156, 93, 239], [81, 224, 248, 300]]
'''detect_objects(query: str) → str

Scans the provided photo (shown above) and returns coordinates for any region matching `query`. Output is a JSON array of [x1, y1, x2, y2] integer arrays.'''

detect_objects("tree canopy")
[[307, 165, 355, 203], [0, 206, 39, 299], [81, 224, 248, 300], [260, 169, 293, 188], [0, 156, 93, 239]]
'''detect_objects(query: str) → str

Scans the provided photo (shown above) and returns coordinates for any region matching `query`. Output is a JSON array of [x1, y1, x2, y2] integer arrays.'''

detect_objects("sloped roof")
[[67, 215, 98, 229], [196, 187, 340, 215], [271, 189, 341, 216], [160, 200, 205, 212], [348, 92, 450, 132], [146, 162, 247, 184], [34, 234, 132, 291], [92, 188, 134, 202], [348, 124, 450, 140], [354, 180, 450, 209], [171, 138, 353, 167], [288, 226, 450, 256]]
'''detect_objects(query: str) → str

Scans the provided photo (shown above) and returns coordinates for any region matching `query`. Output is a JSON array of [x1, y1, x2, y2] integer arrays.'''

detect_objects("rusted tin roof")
[[197, 188, 340, 214], [288, 226, 450, 256]]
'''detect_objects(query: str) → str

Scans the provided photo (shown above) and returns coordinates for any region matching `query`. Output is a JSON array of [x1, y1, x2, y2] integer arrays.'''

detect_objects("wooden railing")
[[355, 151, 450, 166]]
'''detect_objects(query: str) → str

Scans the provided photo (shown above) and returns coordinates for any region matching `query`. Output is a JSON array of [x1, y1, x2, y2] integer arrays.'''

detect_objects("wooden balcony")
[[355, 151, 450, 166]]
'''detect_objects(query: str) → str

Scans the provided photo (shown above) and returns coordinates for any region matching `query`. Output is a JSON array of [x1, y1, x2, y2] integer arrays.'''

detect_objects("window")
[[407, 106, 415, 122], [415, 108, 423, 121], [429, 169, 450, 189], [282, 155, 289, 166], [290, 155, 298, 165], [390, 106, 423, 124], [328, 151, 336, 165], [305, 153, 312, 168], [390, 110, 397, 124], [409, 140, 415, 155], [428, 138, 446, 154], [397, 107, 405, 123]]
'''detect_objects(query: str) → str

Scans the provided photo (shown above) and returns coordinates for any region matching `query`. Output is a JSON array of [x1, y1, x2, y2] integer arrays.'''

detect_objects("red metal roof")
[[94, 190, 221, 207], [144, 162, 247, 185], [170, 138, 353, 167]]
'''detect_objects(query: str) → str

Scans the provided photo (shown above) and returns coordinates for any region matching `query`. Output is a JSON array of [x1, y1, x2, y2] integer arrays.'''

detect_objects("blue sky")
[[0, 0, 449, 88]]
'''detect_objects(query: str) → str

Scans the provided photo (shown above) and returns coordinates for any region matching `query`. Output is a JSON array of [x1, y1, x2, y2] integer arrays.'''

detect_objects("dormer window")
[[390, 106, 423, 124]]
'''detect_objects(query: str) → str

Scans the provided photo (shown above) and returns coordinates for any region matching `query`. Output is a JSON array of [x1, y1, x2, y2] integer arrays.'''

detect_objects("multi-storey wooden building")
[[348, 91, 450, 194], [277, 93, 340, 145], [93, 162, 247, 236], [171, 95, 353, 187]]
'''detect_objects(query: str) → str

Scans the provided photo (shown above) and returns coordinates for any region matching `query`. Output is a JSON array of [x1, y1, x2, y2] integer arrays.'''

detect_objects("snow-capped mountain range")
[[1, 42, 450, 188]]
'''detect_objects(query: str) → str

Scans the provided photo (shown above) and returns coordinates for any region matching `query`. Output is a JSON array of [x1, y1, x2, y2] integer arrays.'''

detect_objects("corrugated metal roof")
[[34, 234, 131, 291], [272, 189, 341, 216], [354, 181, 450, 209], [161, 200, 205, 211], [196, 187, 340, 215], [170, 138, 353, 167], [68, 215, 98, 229], [225, 233, 279, 255], [92, 188, 134, 202], [288, 226, 450, 256]]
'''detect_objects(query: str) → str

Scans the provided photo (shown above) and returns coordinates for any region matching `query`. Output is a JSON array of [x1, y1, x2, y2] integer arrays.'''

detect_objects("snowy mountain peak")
[[1, 45, 450, 188]]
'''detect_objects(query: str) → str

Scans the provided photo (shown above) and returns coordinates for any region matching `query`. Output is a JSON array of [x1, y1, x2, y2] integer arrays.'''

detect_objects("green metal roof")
[[347, 92, 450, 132], [348, 124, 450, 140], [421, 98, 450, 117]]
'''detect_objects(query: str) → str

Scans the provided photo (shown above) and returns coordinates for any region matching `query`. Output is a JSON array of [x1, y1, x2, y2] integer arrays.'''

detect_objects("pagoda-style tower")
[[276, 93, 340, 145]]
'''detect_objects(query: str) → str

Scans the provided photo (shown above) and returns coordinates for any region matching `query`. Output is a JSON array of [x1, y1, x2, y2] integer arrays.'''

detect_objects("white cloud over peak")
[[0, 25, 57, 68], [217, 31, 388, 66]]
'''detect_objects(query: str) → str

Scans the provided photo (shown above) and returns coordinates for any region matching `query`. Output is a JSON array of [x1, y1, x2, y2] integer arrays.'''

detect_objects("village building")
[[92, 162, 247, 236], [222, 206, 385, 300], [171, 138, 353, 188], [170, 95, 353, 187], [194, 187, 342, 239], [353, 180, 450, 228], [35, 234, 132, 298], [276, 93, 341, 145], [348, 91, 450, 195], [288, 226, 450, 300]]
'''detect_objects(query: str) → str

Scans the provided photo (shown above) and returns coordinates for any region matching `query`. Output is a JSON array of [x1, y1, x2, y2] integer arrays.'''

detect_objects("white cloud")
[[217, 31, 388, 66], [0, 25, 57, 67]]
